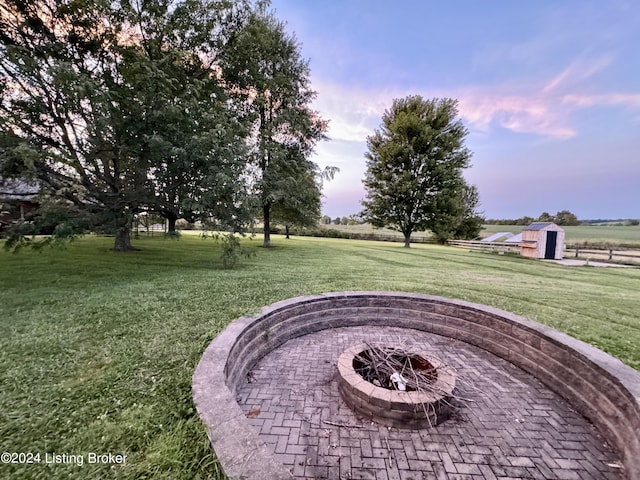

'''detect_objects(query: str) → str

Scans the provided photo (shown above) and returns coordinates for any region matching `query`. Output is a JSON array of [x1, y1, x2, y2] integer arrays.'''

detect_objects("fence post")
[[575, 245, 579, 258], [609, 248, 613, 261]]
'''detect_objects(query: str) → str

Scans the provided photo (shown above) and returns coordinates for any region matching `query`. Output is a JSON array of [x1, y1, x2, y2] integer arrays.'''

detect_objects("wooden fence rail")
[[449, 240, 640, 265], [566, 244, 640, 263], [448, 240, 520, 254]]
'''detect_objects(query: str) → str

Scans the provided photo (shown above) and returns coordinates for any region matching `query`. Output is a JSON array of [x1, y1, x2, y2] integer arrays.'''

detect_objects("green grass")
[[481, 224, 640, 246], [1, 234, 640, 479]]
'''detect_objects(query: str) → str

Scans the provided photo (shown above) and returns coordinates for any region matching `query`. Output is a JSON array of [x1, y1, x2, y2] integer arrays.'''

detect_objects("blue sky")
[[269, 0, 640, 220]]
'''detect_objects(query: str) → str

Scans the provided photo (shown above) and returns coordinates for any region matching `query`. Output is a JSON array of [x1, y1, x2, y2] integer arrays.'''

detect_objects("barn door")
[[545, 231, 557, 259]]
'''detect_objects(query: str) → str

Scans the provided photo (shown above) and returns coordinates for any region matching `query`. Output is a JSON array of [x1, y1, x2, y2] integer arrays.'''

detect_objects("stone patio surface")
[[235, 326, 624, 480]]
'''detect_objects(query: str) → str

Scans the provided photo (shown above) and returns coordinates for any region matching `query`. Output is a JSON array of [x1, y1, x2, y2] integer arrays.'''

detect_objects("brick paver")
[[236, 326, 624, 480]]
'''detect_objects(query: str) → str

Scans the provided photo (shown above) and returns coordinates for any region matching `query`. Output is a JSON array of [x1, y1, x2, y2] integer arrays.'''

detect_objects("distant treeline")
[[485, 210, 580, 226], [322, 211, 640, 228], [580, 219, 639, 226], [486, 211, 639, 227]]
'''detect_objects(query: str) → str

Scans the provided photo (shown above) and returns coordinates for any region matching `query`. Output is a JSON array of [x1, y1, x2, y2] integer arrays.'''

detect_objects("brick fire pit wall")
[[192, 291, 640, 480], [337, 344, 456, 429]]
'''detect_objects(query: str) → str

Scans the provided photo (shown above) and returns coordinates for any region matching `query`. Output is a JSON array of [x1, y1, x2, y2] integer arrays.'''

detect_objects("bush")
[[175, 219, 196, 230], [219, 233, 242, 268], [201, 232, 254, 269]]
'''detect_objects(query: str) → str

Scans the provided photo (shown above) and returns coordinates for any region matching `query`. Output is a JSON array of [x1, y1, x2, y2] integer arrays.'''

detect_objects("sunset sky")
[[269, 0, 640, 220]]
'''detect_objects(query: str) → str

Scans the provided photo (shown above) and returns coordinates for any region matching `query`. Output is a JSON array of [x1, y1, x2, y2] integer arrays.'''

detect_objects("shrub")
[[201, 232, 254, 269]]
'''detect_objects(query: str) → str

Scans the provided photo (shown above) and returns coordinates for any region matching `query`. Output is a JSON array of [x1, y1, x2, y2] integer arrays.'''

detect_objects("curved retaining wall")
[[192, 291, 640, 480]]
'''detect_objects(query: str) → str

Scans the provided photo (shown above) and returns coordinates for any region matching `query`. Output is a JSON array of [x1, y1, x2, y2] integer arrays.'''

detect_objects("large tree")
[[0, 0, 250, 250], [220, 9, 327, 247], [362, 96, 475, 247]]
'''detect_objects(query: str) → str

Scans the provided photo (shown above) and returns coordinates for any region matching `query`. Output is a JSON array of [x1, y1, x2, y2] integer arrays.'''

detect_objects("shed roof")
[[504, 233, 522, 243], [523, 222, 557, 231], [481, 232, 513, 242]]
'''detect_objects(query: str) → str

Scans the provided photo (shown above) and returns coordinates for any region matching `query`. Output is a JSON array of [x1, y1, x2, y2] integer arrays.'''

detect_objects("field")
[[1, 234, 640, 479]]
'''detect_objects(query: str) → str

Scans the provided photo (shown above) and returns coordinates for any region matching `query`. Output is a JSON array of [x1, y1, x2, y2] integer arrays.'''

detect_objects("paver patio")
[[236, 326, 624, 480]]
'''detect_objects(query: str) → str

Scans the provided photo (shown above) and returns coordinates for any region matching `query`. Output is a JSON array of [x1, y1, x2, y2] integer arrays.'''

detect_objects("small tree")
[[554, 210, 580, 226], [270, 151, 327, 239], [362, 96, 474, 247], [538, 212, 554, 222], [346, 214, 364, 225]]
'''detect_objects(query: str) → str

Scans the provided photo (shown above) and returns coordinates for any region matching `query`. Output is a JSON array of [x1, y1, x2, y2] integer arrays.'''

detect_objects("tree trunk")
[[403, 232, 411, 248], [113, 212, 135, 251], [285, 224, 290, 239], [263, 203, 271, 248], [167, 214, 177, 233]]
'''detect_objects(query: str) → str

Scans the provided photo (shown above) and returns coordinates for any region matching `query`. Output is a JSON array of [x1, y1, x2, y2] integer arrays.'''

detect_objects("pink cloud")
[[314, 80, 576, 141], [457, 92, 576, 139], [312, 51, 640, 144], [562, 93, 640, 108], [455, 53, 639, 139], [542, 54, 614, 94]]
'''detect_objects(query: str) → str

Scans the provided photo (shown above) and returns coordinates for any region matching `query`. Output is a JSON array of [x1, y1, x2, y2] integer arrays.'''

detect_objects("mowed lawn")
[[1, 234, 639, 479]]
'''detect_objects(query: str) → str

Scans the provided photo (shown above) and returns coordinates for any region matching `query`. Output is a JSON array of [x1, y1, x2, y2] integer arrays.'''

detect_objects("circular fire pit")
[[337, 343, 456, 429]]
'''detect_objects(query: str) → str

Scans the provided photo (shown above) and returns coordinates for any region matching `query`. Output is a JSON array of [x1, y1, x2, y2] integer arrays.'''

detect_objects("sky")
[[268, 0, 640, 220]]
